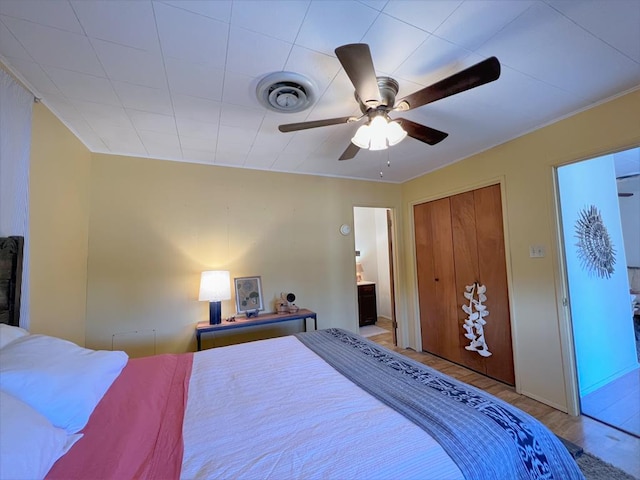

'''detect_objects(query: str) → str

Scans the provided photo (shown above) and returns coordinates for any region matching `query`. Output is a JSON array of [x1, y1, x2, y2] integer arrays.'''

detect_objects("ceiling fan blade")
[[278, 116, 354, 133], [395, 56, 501, 111], [339, 142, 360, 161], [396, 118, 448, 145], [335, 43, 382, 107], [617, 173, 640, 180]]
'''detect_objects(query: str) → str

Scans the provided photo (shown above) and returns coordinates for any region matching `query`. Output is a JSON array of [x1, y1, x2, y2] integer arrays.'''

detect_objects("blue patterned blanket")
[[295, 328, 584, 480]]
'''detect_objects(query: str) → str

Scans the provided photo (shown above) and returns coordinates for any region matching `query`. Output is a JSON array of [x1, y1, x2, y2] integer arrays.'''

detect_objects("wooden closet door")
[[414, 184, 514, 386], [450, 191, 485, 373], [414, 199, 460, 363], [474, 185, 514, 385]]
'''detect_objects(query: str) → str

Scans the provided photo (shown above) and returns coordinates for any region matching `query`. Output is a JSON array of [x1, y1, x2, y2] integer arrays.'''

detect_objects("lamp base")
[[209, 301, 222, 325]]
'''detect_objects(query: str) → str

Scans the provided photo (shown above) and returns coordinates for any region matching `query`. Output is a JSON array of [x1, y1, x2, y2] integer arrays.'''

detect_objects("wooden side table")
[[196, 308, 318, 351], [357, 282, 377, 326]]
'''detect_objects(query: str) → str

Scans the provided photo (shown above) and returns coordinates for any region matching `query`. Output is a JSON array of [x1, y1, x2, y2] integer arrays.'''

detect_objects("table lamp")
[[356, 263, 364, 282], [199, 270, 231, 324]]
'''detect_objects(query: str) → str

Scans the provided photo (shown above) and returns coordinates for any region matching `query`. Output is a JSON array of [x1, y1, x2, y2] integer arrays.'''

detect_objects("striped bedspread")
[[296, 328, 584, 480]]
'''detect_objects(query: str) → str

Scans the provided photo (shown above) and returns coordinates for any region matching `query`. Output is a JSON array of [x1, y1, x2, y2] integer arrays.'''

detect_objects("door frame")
[[550, 166, 581, 415], [352, 205, 400, 346], [407, 176, 521, 391], [387, 209, 398, 345]]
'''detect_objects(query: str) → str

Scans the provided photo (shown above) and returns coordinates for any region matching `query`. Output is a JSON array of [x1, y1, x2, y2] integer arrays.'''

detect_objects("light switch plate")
[[529, 245, 545, 258]]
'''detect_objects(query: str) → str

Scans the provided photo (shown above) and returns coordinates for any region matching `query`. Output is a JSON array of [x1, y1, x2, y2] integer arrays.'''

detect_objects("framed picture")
[[234, 276, 264, 314]]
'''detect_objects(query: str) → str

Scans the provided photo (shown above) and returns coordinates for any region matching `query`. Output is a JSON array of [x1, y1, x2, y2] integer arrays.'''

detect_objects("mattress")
[[182, 334, 462, 479], [41, 328, 583, 479]]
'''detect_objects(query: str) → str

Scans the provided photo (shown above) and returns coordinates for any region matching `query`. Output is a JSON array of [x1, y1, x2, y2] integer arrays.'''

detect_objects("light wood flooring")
[[581, 367, 640, 438], [367, 318, 640, 478]]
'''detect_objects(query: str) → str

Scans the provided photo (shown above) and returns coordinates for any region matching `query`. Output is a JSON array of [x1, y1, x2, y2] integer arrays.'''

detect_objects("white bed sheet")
[[181, 335, 463, 480]]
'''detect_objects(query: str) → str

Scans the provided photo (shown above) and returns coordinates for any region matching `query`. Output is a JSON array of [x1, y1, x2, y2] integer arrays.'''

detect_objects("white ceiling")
[[1, 0, 639, 183]]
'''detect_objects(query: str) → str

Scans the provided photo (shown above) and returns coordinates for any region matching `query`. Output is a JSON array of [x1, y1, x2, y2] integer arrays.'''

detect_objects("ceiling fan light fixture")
[[369, 115, 388, 134], [368, 115, 389, 151], [386, 121, 408, 146], [351, 124, 371, 149], [369, 133, 388, 151], [350, 115, 407, 150]]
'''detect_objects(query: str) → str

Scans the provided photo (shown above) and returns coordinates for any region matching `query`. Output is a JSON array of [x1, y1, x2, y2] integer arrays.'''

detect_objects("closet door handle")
[[434, 278, 439, 282]]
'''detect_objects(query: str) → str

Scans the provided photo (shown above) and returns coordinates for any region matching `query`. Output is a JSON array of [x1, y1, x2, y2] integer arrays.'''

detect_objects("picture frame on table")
[[234, 276, 264, 315]]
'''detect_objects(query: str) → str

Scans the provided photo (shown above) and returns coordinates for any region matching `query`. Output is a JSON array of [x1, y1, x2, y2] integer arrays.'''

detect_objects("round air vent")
[[256, 72, 317, 113]]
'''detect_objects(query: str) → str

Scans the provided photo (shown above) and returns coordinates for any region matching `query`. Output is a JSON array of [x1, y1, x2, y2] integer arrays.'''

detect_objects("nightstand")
[[357, 282, 377, 326], [195, 308, 318, 351]]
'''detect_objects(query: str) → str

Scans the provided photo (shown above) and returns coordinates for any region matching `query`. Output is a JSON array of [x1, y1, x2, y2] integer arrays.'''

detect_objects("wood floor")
[[368, 317, 640, 479], [581, 367, 640, 438]]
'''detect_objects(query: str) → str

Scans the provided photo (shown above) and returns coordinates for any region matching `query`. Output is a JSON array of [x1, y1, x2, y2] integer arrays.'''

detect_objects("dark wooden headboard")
[[0, 236, 24, 326]]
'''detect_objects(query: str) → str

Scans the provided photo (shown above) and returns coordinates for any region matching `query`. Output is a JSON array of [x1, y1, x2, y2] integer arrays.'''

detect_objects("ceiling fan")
[[278, 43, 501, 161], [617, 173, 639, 197]]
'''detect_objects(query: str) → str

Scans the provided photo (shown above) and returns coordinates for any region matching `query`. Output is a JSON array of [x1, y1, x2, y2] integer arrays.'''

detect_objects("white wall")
[[354, 207, 379, 285], [557, 155, 638, 396]]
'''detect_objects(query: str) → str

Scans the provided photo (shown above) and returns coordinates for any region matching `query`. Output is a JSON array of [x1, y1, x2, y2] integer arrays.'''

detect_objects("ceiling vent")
[[256, 72, 317, 113]]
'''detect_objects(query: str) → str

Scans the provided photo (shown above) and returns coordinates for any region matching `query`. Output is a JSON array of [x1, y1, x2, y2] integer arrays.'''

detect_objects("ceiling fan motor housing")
[[356, 76, 399, 114], [256, 72, 317, 113]]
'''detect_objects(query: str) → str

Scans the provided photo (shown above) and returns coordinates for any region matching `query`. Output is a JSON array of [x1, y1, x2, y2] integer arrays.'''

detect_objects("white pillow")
[[0, 323, 29, 349], [0, 390, 81, 480], [0, 334, 128, 434]]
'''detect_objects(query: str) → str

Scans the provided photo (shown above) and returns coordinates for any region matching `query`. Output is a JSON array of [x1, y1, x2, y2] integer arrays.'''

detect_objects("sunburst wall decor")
[[574, 205, 616, 279]]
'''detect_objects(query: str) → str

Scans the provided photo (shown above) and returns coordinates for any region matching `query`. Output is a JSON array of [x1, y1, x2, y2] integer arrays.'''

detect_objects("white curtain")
[[0, 68, 33, 328]]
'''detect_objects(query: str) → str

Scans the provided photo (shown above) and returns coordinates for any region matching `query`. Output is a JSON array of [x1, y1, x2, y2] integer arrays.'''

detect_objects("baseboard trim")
[[520, 390, 569, 413]]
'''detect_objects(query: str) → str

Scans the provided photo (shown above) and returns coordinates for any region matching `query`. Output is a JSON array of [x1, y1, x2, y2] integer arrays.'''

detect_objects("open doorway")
[[353, 207, 397, 345], [556, 147, 639, 438]]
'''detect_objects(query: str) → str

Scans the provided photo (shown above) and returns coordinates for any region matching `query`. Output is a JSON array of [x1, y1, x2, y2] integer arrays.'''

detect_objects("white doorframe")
[[551, 166, 581, 416]]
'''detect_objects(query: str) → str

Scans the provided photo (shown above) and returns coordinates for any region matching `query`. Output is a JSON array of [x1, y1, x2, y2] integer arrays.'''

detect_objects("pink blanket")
[[47, 353, 193, 480]]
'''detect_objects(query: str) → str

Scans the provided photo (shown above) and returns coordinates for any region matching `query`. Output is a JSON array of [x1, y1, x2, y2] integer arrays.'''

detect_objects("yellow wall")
[[29, 103, 91, 346], [26, 86, 640, 411], [401, 89, 640, 411], [85, 154, 402, 353]]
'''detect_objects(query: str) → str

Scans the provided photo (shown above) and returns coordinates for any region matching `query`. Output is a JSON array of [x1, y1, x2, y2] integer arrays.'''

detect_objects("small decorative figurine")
[[461, 282, 492, 357], [276, 293, 288, 314]]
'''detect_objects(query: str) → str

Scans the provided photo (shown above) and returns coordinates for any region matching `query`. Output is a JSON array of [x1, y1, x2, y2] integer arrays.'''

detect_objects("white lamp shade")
[[369, 133, 387, 151], [199, 271, 231, 301], [386, 121, 407, 146], [351, 115, 407, 151], [369, 115, 387, 134], [351, 124, 371, 149], [369, 116, 388, 150]]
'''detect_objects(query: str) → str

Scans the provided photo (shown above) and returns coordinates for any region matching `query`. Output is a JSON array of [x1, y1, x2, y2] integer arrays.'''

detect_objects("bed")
[[0, 236, 584, 480]]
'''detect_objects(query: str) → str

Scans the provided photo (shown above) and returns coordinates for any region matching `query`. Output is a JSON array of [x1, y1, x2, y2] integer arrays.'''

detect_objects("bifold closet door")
[[473, 185, 514, 385], [450, 191, 486, 374], [414, 198, 462, 365], [414, 184, 514, 385]]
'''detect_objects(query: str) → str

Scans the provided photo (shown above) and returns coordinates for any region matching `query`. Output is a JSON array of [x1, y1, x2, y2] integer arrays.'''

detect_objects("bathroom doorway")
[[353, 207, 397, 345]]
